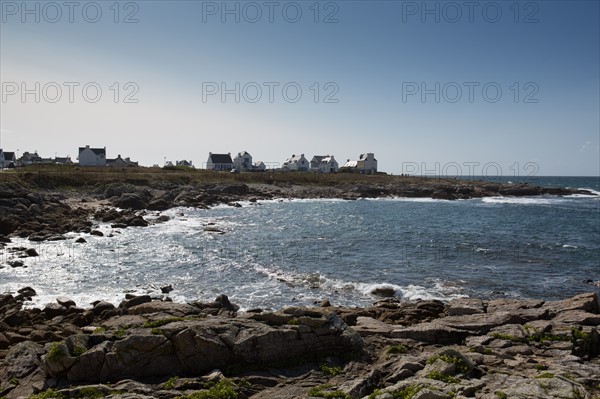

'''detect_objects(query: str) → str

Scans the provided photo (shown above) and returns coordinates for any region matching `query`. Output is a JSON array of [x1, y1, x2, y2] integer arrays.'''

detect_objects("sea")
[[1, 176, 599, 311]]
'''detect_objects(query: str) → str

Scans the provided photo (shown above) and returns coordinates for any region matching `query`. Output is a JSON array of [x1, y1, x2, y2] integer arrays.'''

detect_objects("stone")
[[90, 230, 104, 237], [445, 298, 485, 316], [18, 286, 37, 297], [25, 248, 39, 257], [0, 341, 44, 379], [75, 237, 87, 243], [543, 292, 600, 314], [120, 295, 152, 309], [161, 285, 174, 294], [127, 301, 199, 316], [8, 260, 25, 268], [551, 310, 600, 325], [486, 298, 545, 313], [93, 301, 116, 315], [391, 322, 470, 344], [56, 297, 76, 308], [353, 317, 395, 337], [371, 286, 396, 297], [43, 303, 68, 318]]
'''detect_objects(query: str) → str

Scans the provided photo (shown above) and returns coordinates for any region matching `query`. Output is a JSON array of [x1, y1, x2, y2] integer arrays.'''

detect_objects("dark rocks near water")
[[0, 291, 599, 398], [0, 179, 595, 243]]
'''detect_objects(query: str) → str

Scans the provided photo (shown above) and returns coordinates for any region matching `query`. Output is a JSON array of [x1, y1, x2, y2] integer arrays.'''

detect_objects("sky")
[[1, 0, 599, 176]]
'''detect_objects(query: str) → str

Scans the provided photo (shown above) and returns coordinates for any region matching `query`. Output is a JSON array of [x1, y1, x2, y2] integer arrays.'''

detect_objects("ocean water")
[[1, 176, 599, 310]]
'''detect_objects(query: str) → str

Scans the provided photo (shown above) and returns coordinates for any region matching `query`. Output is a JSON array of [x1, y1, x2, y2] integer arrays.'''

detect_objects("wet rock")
[[25, 248, 39, 257], [43, 303, 68, 319], [90, 230, 104, 237], [75, 237, 87, 243], [119, 295, 152, 309], [18, 287, 37, 297], [56, 297, 76, 309], [92, 301, 116, 316], [112, 193, 149, 210], [161, 285, 173, 294], [8, 260, 25, 268], [371, 286, 396, 298]]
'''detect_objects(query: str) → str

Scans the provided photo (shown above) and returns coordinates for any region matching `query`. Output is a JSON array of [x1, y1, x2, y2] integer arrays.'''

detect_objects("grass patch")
[[187, 379, 238, 399], [320, 364, 342, 376], [307, 384, 350, 399], [287, 318, 300, 325], [114, 326, 129, 338], [92, 327, 106, 334], [426, 371, 460, 383], [368, 385, 422, 399], [162, 376, 179, 390], [73, 387, 104, 398], [534, 364, 548, 371], [46, 342, 68, 362], [494, 391, 508, 399], [386, 344, 408, 355], [72, 345, 87, 357], [28, 389, 65, 399], [426, 353, 469, 374]]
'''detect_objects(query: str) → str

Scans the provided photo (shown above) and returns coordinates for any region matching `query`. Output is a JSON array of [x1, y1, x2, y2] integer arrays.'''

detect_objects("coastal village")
[[0, 146, 379, 174]]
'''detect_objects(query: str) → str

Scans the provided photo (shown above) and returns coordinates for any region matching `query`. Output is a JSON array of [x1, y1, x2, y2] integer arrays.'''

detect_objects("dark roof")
[[209, 153, 233, 164], [3, 152, 15, 160], [79, 147, 106, 156]]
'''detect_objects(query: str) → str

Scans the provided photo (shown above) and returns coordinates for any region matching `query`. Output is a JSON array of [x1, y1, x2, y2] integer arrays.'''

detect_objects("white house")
[[310, 155, 339, 173], [78, 145, 106, 166], [282, 154, 309, 171], [342, 153, 377, 174], [310, 155, 340, 173], [206, 152, 234, 171], [253, 161, 266, 171], [233, 151, 253, 171]]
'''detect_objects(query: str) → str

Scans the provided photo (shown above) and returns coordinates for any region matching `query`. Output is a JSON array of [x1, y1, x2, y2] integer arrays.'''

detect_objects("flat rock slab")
[[354, 317, 395, 337]]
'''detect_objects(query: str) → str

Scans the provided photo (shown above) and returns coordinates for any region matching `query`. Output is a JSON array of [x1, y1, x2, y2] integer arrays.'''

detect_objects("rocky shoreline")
[[1, 290, 599, 399], [0, 179, 596, 242], [1, 179, 599, 398]]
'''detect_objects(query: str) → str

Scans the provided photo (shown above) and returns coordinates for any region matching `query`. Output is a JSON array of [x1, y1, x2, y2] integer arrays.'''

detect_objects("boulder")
[[112, 194, 149, 210], [446, 298, 485, 316], [43, 303, 68, 318], [40, 312, 363, 384], [119, 295, 152, 309], [0, 340, 44, 379], [56, 297, 76, 308]]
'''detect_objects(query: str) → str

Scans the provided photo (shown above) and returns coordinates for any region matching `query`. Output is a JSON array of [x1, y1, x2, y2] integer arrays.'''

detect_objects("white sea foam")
[[481, 196, 556, 205]]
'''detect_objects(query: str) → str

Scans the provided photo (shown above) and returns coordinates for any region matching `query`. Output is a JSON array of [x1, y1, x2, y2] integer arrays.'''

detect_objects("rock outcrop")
[[0, 292, 599, 399]]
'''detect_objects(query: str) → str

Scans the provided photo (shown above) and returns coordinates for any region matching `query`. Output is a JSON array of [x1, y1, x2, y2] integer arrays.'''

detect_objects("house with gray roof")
[[206, 152, 234, 171], [78, 145, 106, 166]]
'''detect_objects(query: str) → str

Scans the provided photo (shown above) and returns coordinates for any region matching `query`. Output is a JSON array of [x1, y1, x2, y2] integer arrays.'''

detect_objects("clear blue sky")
[[1, 0, 599, 176]]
